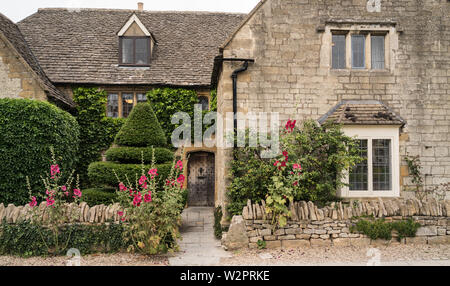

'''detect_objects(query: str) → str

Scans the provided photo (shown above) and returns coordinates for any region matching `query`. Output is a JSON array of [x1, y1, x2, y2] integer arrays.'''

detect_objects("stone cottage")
[[213, 0, 450, 213]]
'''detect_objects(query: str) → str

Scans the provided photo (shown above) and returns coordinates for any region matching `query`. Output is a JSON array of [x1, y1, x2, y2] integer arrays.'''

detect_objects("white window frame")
[[340, 125, 400, 198]]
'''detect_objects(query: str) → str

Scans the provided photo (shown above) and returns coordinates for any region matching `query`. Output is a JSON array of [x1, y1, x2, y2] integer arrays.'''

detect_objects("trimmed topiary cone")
[[114, 103, 167, 147]]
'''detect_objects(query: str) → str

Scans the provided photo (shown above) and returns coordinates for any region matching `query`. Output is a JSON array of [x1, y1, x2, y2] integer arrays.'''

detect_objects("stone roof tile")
[[318, 100, 405, 126], [18, 9, 246, 87]]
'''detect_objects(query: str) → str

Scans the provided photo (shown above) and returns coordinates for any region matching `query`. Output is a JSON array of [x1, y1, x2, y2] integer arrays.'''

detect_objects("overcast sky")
[[1, 0, 260, 23]]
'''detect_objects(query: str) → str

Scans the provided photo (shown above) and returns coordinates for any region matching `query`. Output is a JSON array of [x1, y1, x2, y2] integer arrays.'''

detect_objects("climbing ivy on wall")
[[146, 88, 199, 143], [73, 87, 126, 187]]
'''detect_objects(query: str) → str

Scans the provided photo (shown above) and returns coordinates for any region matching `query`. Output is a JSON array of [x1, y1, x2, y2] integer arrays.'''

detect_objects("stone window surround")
[[320, 23, 398, 73], [340, 125, 400, 198]]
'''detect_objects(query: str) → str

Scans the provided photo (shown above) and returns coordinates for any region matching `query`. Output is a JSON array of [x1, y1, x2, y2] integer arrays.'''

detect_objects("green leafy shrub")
[[352, 219, 393, 240], [88, 161, 172, 188], [227, 142, 275, 216], [82, 188, 118, 206], [227, 120, 361, 219], [114, 103, 167, 147], [106, 146, 173, 164], [209, 89, 217, 112], [351, 218, 421, 241], [280, 120, 361, 204], [73, 87, 125, 187], [0, 99, 79, 205], [214, 206, 223, 239], [257, 240, 267, 249], [0, 220, 127, 257], [146, 88, 199, 141], [391, 218, 421, 241]]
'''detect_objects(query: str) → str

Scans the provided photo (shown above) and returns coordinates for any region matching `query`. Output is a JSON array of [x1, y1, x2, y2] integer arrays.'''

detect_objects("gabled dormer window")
[[117, 14, 155, 67], [120, 37, 150, 65]]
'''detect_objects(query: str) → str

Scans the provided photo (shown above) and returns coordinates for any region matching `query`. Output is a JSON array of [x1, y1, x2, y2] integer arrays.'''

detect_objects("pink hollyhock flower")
[[119, 182, 127, 191], [293, 163, 302, 170], [138, 175, 147, 185], [121, 217, 126, 222], [144, 193, 152, 203], [64, 191, 69, 196], [29, 196, 37, 208], [46, 197, 55, 207], [282, 151, 288, 157], [73, 189, 82, 198], [293, 181, 298, 186], [177, 174, 185, 184], [50, 164, 60, 178], [281, 161, 286, 167], [176, 160, 183, 170], [61, 185, 67, 191], [133, 192, 142, 207], [117, 211, 124, 217], [148, 168, 158, 178], [273, 160, 279, 167]]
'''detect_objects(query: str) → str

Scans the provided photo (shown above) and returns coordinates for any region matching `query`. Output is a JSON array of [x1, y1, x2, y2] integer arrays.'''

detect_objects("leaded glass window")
[[137, 93, 147, 103], [372, 139, 392, 191], [122, 93, 134, 118], [351, 35, 365, 69], [349, 139, 368, 191], [371, 35, 385, 69], [107, 94, 118, 118], [332, 34, 346, 69]]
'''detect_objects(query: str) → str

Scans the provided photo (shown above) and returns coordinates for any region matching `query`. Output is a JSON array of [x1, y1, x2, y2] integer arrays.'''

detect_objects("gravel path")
[[0, 253, 169, 266], [0, 244, 448, 266], [219, 244, 450, 266]]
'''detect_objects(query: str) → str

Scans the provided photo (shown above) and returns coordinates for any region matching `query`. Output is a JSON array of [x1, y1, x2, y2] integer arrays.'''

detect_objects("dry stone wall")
[[0, 202, 123, 224], [222, 198, 450, 250]]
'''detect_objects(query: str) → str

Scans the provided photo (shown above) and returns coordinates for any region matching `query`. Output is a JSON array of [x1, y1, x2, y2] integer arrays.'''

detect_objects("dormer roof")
[[117, 13, 151, 37]]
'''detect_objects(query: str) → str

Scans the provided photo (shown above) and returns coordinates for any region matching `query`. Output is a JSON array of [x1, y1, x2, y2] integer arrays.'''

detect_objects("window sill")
[[330, 68, 391, 75], [117, 64, 150, 69]]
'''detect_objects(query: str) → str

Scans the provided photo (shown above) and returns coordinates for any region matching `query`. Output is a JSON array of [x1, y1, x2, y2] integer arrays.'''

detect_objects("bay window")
[[341, 126, 400, 198]]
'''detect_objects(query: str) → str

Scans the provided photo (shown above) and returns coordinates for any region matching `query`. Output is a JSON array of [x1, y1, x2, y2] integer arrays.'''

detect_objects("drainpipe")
[[221, 58, 255, 146]]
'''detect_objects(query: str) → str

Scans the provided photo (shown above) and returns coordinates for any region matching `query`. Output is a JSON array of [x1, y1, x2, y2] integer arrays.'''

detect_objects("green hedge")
[[0, 99, 80, 205], [73, 87, 126, 187], [0, 220, 127, 256], [114, 103, 167, 147], [82, 188, 118, 206], [88, 161, 172, 188], [105, 146, 173, 164]]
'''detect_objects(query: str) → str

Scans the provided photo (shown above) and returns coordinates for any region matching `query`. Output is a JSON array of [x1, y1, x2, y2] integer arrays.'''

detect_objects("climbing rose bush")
[[265, 119, 362, 227], [114, 148, 186, 255]]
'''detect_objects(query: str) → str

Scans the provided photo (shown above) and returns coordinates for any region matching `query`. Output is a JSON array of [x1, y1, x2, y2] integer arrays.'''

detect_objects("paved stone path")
[[168, 207, 232, 266]]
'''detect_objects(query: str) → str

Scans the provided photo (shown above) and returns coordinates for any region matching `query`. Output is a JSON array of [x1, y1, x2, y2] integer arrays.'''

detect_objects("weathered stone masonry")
[[0, 37, 47, 101], [0, 202, 124, 224], [216, 0, 450, 212], [222, 198, 450, 249]]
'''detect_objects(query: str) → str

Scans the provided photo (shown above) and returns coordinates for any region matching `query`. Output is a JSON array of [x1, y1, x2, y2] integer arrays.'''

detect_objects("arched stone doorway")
[[187, 152, 215, 207]]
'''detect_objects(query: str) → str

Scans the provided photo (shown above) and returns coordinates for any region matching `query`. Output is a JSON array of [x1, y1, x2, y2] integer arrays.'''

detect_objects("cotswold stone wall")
[[222, 198, 450, 250], [0, 202, 123, 224]]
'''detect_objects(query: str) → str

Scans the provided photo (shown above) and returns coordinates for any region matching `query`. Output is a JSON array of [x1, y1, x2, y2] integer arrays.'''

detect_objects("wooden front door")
[[187, 152, 215, 207]]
